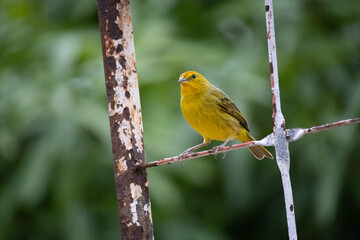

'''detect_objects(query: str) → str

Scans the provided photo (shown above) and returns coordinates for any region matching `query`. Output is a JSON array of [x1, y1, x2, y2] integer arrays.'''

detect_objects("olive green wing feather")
[[211, 88, 250, 132]]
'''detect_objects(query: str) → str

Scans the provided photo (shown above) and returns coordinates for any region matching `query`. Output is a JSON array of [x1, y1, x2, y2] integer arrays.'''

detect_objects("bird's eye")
[[192, 74, 196, 78]]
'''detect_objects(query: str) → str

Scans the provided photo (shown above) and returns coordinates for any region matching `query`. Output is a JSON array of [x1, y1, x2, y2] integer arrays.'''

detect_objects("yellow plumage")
[[179, 71, 273, 160]]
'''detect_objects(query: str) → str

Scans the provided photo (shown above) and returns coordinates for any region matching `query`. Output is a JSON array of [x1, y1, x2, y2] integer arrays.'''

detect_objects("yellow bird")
[[178, 71, 273, 160]]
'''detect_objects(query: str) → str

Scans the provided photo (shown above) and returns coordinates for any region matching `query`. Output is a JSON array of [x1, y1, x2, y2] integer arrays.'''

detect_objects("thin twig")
[[286, 118, 360, 142], [141, 133, 275, 169], [142, 118, 360, 169]]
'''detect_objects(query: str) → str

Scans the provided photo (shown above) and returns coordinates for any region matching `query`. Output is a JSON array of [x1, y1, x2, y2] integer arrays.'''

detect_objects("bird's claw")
[[212, 146, 226, 159], [178, 149, 194, 167]]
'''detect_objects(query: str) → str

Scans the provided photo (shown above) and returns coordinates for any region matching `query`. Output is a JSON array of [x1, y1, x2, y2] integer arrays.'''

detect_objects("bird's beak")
[[178, 76, 188, 83]]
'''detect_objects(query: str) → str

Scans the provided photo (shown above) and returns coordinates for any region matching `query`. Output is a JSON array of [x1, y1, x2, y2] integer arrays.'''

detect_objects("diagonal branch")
[[141, 133, 275, 169], [286, 118, 360, 142], [142, 118, 360, 169]]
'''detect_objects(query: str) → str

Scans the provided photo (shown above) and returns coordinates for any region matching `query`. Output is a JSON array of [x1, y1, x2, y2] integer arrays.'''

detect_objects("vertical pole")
[[97, 0, 154, 239], [265, 0, 297, 239]]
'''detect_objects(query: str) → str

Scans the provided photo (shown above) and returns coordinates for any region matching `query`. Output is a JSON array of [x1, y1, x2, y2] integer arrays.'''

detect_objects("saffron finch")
[[178, 71, 273, 160]]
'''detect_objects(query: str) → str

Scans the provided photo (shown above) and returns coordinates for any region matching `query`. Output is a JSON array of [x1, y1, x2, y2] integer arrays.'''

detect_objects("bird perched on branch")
[[178, 71, 273, 160]]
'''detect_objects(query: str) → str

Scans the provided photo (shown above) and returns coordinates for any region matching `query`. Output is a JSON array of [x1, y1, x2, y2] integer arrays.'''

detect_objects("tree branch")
[[286, 118, 360, 142], [265, 0, 297, 239], [97, 0, 153, 239], [141, 133, 275, 169], [143, 118, 360, 169]]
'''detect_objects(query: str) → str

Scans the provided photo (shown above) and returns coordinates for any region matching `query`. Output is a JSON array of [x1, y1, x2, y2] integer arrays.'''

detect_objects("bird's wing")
[[212, 88, 250, 132]]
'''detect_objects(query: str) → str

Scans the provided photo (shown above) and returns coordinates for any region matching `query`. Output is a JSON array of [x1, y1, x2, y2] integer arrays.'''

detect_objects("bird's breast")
[[181, 95, 238, 141]]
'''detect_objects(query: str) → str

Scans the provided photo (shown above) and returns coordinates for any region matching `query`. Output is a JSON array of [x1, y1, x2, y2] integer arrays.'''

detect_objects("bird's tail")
[[237, 132, 273, 160]]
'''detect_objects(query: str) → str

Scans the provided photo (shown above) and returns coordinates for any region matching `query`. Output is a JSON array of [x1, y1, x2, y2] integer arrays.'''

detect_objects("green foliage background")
[[1, 0, 360, 239]]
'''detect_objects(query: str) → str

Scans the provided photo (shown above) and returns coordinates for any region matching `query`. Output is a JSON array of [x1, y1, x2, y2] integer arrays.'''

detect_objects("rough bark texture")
[[97, 0, 154, 239]]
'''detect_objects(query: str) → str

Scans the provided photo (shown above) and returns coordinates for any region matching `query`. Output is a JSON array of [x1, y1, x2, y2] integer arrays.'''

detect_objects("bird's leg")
[[179, 142, 209, 158], [179, 142, 209, 166], [212, 137, 231, 159]]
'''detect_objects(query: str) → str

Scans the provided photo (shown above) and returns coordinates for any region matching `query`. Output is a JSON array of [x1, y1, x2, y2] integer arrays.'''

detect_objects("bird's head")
[[178, 71, 210, 92]]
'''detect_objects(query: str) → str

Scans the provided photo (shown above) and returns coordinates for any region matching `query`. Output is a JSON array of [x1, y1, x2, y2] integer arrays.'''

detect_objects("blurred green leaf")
[[1, 0, 360, 239]]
